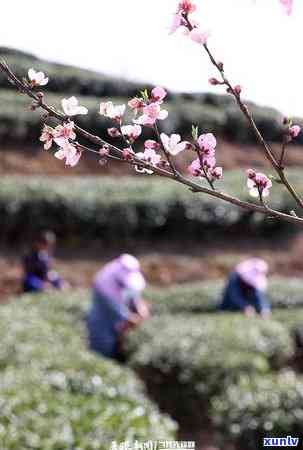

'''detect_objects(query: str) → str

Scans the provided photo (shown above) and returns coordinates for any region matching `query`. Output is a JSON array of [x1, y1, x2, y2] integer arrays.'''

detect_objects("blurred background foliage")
[[1, 47, 303, 146]]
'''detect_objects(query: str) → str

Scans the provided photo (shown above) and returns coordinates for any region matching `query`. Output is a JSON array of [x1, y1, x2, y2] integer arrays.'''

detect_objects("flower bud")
[[234, 85, 242, 95], [107, 127, 121, 138], [289, 125, 301, 139], [99, 146, 109, 157], [122, 148, 133, 160], [246, 168, 256, 179], [209, 77, 220, 86]]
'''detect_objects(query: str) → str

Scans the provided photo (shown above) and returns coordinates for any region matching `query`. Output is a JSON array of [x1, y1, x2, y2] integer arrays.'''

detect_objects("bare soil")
[[1, 140, 303, 175]]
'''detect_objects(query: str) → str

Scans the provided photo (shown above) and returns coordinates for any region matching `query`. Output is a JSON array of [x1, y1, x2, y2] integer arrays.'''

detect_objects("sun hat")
[[236, 258, 268, 291], [94, 254, 146, 301], [119, 254, 141, 271], [118, 254, 145, 291]]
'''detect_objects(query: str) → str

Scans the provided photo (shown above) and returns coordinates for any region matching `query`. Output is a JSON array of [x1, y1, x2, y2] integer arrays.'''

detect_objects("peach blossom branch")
[[182, 15, 303, 210], [0, 60, 303, 226]]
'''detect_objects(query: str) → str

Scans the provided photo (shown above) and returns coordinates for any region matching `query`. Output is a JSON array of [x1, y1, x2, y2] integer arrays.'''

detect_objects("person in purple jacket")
[[87, 254, 150, 361], [220, 258, 271, 318], [22, 231, 64, 293]]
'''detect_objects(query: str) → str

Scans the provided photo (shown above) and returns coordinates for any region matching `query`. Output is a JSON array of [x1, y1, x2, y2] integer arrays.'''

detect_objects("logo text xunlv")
[[263, 436, 299, 447]]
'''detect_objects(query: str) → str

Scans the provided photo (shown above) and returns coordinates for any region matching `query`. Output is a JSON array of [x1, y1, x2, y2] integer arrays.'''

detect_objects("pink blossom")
[[188, 157, 222, 181], [40, 125, 54, 150], [144, 140, 160, 150], [209, 166, 223, 181], [137, 148, 161, 165], [121, 125, 142, 141], [135, 103, 168, 126], [169, 14, 183, 34], [177, 0, 197, 15], [160, 133, 187, 156], [197, 133, 217, 153], [234, 85, 242, 96], [122, 148, 134, 160], [62, 97, 88, 116], [53, 122, 76, 147], [201, 155, 216, 169], [99, 146, 110, 157], [128, 98, 145, 114], [280, 0, 293, 15], [188, 158, 202, 176], [28, 68, 49, 86], [135, 148, 161, 174], [151, 87, 167, 103], [54, 142, 81, 167], [107, 128, 121, 138], [189, 29, 210, 45], [289, 124, 301, 138], [99, 101, 126, 121], [246, 170, 272, 198]]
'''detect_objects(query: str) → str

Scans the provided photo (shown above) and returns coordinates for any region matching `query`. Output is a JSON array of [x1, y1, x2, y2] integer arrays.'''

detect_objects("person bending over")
[[22, 231, 64, 293], [219, 258, 271, 318], [87, 254, 150, 361]]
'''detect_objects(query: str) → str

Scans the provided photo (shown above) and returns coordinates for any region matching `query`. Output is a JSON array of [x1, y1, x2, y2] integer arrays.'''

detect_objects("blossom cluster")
[[280, 0, 294, 15], [40, 122, 81, 167], [188, 133, 223, 182], [246, 170, 272, 199], [169, 0, 210, 45]]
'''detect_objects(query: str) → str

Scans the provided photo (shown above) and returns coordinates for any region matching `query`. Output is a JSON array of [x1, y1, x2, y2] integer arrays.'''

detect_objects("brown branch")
[[1, 60, 303, 226], [182, 15, 303, 210]]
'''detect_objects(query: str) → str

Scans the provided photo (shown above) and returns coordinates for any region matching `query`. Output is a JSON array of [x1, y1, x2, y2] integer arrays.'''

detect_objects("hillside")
[[1, 47, 303, 155]]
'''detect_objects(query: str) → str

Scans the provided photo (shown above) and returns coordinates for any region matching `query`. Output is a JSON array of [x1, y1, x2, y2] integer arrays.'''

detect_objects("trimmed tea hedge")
[[126, 314, 294, 398], [126, 313, 303, 448], [212, 371, 303, 450], [0, 293, 176, 449], [29, 277, 303, 319], [3, 287, 303, 449], [0, 172, 296, 244], [0, 86, 289, 147], [148, 277, 303, 315]]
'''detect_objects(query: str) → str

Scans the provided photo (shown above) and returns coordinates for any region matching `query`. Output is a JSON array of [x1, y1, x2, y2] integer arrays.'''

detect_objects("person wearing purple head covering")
[[87, 254, 150, 361], [219, 258, 271, 318]]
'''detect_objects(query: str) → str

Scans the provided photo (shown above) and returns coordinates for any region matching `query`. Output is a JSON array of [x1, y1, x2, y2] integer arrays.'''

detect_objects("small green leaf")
[[192, 125, 199, 141]]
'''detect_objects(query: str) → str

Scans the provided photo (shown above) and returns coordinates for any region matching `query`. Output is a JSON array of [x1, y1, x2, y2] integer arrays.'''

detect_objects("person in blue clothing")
[[22, 231, 64, 293], [220, 258, 271, 318], [87, 254, 150, 361]]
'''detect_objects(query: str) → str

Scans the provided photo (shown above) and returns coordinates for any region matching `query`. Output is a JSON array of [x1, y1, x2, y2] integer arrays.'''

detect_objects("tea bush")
[[212, 371, 303, 450], [0, 173, 295, 244], [126, 314, 293, 399], [0, 293, 176, 449], [148, 277, 303, 315], [0, 48, 298, 146]]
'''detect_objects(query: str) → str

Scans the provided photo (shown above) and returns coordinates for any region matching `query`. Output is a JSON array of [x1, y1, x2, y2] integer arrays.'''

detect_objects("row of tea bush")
[[0, 173, 298, 244], [0, 48, 299, 145], [3, 279, 303, 449], [0, 292, 176, 449]]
